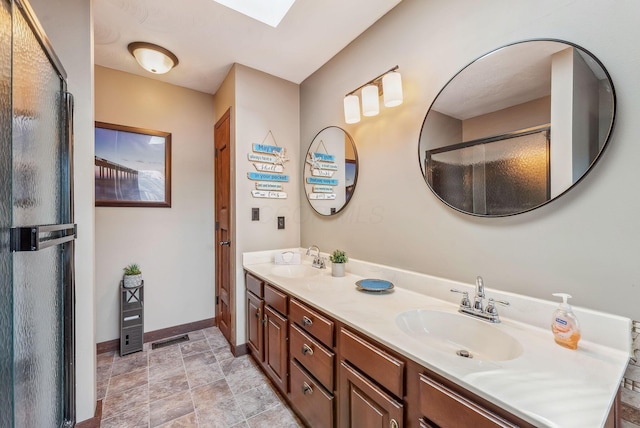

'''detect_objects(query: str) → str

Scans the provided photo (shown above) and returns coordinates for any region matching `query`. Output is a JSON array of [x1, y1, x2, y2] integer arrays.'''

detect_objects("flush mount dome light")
[[212, 0, 296, 27], [128, 42, 179, 74]]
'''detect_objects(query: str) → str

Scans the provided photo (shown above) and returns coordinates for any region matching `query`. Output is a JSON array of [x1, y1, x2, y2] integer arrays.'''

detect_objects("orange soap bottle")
[[551, 293, 581, 350]]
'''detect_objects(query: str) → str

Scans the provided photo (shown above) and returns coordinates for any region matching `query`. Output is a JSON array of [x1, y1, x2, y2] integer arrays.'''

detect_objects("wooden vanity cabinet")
[[245, 271, 605, 428], [246, 273, 264, 360], [289, 299, 336, 428], [338, 327, 404, 428], [245, 273, 289, 395]]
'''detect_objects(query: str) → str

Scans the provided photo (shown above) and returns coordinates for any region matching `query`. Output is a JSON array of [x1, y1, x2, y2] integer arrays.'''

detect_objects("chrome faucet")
[[306, 245, 326, 269], [451, 276, 509, 323], [473, 276, 485, 311]]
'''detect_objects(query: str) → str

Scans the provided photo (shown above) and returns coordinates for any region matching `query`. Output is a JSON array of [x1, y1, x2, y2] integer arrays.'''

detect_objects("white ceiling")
[[94, 0, 402, 94]]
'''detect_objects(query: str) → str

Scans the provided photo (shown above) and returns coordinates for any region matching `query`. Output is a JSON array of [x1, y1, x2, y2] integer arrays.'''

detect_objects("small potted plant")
[[123, 263, 143, 288], [329, 250, 348, 277]]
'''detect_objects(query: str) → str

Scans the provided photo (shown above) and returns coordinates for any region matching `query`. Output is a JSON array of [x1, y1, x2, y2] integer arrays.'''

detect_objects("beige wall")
[[215, 64, 300, 345], [94, 66, 216, 342], [300, 0, 640, 319], [463, 96, 550, 142]]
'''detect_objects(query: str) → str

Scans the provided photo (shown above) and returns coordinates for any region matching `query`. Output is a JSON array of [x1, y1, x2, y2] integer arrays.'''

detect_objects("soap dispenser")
[[551, 293, 581, 350]]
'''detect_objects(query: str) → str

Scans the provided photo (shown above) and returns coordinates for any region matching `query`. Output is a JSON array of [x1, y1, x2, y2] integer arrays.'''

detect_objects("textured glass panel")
[[429, 131, 549, 215], [12, 4, 62, 226], [0, 0, 13, 427], [13, 249, 62, 428], [12, 6, 64, 428]]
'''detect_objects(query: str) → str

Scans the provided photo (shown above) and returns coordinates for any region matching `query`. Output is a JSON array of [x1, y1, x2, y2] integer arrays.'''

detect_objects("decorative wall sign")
[[309, 193, 336, 200], [253, 163, 284, 173], [248, 172, 289, 182], [307, 177, 338, 186], [252, 190, 287, 199], [248, 153, 277, 163], [312, 169, 334, 177], [313, 185, 334, 193], [248, 130, 290, 199], [256, 182, 283, 191]]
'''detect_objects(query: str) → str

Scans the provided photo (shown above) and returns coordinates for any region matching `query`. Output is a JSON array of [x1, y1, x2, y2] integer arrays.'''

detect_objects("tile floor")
[[96, 327, 304, 427]]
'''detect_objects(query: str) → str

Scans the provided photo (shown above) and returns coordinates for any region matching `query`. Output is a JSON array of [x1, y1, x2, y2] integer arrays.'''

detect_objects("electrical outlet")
[[252, 207, 259, 221], [277, 216, 285, 230]]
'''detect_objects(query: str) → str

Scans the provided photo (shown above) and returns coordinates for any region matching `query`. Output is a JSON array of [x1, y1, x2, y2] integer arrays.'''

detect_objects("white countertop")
[[243, 249, 631, 428]]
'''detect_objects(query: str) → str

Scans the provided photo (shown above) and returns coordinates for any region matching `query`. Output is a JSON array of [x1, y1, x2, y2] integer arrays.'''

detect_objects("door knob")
[[219, 241, 231, 246]]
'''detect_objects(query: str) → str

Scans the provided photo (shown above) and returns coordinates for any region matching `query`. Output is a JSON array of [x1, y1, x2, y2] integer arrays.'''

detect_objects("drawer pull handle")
[[302, 381, 313, 395], [302, 316, 313, 327], [255, 308, 261, 318], [301, 344, 314, 356], [390, 419, 398, 428]]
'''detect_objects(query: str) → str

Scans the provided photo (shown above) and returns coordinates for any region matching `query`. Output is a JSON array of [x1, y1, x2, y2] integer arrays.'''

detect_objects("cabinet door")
[[339, 361, 403, 428], [247, 291, 264, 361], [264, 305, 289, 394]]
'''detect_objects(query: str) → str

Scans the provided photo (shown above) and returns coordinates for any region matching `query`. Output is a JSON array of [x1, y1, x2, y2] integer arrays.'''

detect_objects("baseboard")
[[232, 342, 248, 357], [96, 317, 216, 354], [75, 399, 102, 428]]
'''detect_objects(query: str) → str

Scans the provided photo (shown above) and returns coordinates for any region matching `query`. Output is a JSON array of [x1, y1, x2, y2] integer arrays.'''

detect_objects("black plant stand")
[[120, 281, 144, 356]]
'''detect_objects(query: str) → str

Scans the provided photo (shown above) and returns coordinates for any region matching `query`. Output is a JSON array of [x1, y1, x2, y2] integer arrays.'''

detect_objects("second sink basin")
[[270, 265, 321, 279], [396, 309, 523, 361]]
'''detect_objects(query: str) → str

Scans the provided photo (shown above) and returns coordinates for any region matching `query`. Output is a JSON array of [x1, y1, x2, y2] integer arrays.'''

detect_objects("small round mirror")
[[304, 126, 358, 216], [419, 39, 615, 217]]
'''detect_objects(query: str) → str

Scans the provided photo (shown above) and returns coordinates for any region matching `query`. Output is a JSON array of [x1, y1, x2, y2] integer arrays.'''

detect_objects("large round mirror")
[[419, 39, 615, 217], [304, 126, 358, 216]]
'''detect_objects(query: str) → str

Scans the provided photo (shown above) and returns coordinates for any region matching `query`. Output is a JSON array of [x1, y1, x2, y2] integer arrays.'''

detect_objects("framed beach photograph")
[[94, 122, 172, 207]]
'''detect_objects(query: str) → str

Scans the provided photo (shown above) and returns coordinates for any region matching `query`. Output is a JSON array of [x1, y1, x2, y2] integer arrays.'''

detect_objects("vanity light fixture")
[[343, 65, 403, 123], [128, 42, 179, 74], [343, 94, 361, 124]]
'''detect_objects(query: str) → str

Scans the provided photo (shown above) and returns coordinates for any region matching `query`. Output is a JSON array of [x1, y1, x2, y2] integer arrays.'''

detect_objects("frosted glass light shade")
[[382, 71, 403, 107], [128, 42, 179, 74], [362, 84, 380, 117], [344, 95, 361, 124]]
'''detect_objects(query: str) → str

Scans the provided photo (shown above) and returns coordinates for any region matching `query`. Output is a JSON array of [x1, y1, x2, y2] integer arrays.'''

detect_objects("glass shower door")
[[0, 0, 76, 427]]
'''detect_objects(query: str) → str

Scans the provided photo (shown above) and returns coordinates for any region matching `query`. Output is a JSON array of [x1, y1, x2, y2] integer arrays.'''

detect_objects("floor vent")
[[151, 334, 190, 350]]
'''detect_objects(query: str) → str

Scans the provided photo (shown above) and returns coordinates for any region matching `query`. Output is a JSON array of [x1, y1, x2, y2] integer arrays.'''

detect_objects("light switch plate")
[[277, 216, 285, 229], [252, 207, 259, 221]]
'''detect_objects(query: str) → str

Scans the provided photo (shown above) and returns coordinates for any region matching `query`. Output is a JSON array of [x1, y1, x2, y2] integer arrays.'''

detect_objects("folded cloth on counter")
[[274, 252, 301, 265]]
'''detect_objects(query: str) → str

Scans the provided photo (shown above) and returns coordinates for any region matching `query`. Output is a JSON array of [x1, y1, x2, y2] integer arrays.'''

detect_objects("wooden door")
[[263, 305, 288, 394], [214, 109, 232, 344], [339, 361, 403, 428]]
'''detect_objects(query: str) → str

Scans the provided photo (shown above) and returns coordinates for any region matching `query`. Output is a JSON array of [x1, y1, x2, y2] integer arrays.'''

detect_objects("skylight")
[[212, 0, 296, 28]]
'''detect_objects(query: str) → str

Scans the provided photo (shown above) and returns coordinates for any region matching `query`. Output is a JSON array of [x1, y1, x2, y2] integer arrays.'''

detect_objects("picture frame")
[[94, 122, 171, 207]]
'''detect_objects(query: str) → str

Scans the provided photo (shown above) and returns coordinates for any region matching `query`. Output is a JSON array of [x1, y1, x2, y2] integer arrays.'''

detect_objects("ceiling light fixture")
[[212, 0, 296, 28], [343, 65, 403, 124], [128, 42, 179, 75]]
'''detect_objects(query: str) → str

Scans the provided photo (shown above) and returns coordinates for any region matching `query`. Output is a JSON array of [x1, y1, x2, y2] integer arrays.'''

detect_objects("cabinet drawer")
[[419, 373, 517, 428], [339, 327, 404, 398], [291, 359, 334, 428], [290, 299, 334, 348], [290, 323, 335, 391], [264, 283, 287, 315], [246, 272, 263, 297]]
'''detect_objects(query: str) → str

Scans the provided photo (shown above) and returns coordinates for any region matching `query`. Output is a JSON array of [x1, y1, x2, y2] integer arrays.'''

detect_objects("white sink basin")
[[270, 265, 321, 279], [395, 309, 523, 361]]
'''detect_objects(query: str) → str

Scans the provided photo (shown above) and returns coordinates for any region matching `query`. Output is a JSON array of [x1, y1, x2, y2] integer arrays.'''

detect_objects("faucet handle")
[[485, 298, 509, 315], [450, 289, 471, 308]]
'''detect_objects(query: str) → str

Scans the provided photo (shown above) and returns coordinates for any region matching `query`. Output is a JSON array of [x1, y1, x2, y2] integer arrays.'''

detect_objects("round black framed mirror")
[[418, 39, 616, 217], [304, 126, 358, 216]]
